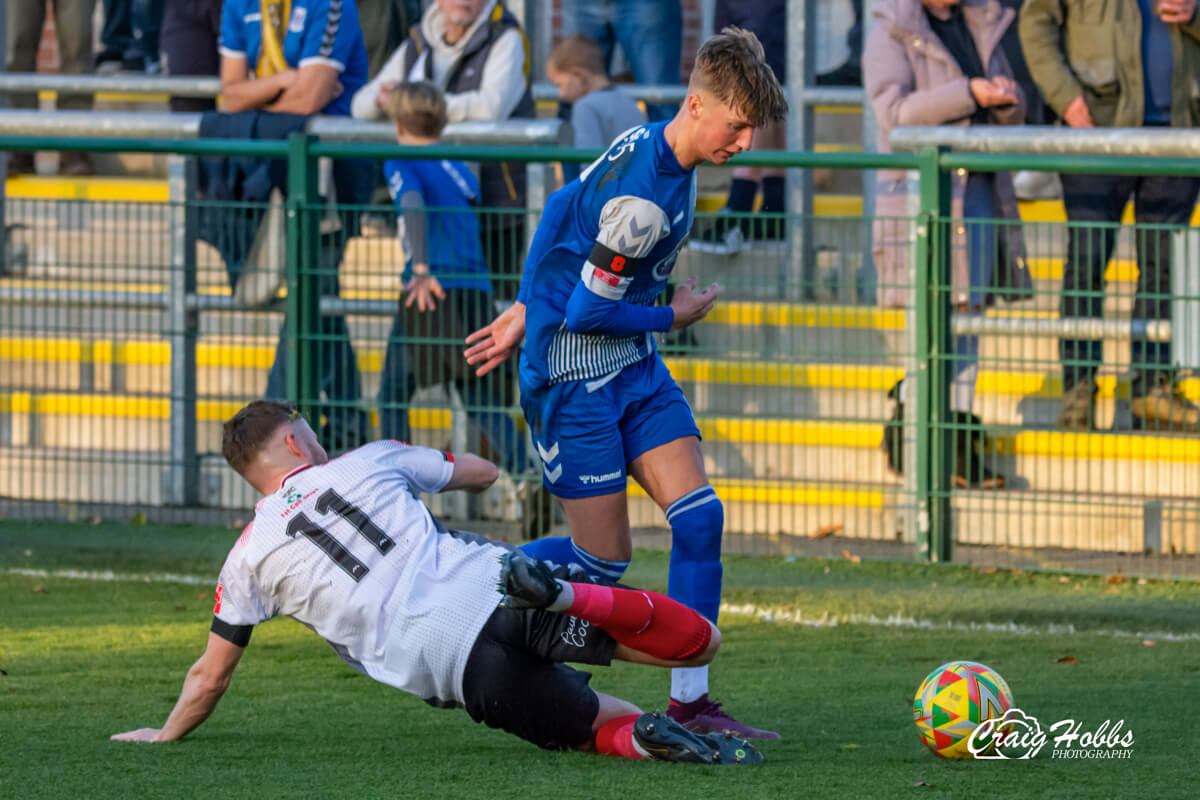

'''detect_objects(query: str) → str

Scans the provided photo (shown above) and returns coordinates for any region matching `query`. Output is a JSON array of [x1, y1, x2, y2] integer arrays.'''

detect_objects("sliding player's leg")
[[498, 549, 720, 665]]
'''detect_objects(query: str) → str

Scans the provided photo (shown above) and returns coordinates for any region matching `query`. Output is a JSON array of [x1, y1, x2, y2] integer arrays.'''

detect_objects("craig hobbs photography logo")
[[968, 709, 1134, 759]]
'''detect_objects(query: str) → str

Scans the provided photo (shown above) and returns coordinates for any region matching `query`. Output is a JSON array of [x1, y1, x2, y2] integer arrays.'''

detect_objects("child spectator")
[[547, 33, 647, 180], [378, 82, 526, 475]]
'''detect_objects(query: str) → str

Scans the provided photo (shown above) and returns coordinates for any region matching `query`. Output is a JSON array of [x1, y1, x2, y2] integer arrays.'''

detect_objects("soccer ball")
[[912, 660, 1013, 759]]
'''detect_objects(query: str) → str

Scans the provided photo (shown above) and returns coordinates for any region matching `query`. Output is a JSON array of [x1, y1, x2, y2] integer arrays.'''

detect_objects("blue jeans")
[[378, 288, 526, 474], [561, 0, 681, 122]]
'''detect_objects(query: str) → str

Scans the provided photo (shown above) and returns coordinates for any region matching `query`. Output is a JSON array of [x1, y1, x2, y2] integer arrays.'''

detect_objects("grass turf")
[[1, 520, 1197, 799]]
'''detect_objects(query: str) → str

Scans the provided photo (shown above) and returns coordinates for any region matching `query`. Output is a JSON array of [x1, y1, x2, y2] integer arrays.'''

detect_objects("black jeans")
[[1059, 172, 1200, 395], [161, 0, 223, 112]]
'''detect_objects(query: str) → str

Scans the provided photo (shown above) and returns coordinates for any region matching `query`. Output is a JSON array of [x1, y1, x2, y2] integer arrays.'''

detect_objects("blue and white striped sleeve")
[[298, 0, 353, 72]]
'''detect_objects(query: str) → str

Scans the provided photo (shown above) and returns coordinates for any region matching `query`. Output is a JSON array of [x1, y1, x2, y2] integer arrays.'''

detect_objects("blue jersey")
[[518, 122, 696, 390], [219, 0, 368, 116], [383, 158, 491, 293]]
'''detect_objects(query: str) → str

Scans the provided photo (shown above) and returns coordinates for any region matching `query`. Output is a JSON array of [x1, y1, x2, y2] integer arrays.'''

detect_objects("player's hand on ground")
[[669, 276, 721, 331], [404, 273, 445, 312], [464, 301, 526, 376], [111, 728, 162, 743]]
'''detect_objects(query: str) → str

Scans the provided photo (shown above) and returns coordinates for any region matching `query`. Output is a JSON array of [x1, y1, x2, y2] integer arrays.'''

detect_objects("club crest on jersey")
[[651, 238, 686, 281]]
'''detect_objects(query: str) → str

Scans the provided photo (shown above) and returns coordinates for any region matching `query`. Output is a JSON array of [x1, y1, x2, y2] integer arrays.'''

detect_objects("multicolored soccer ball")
[[913, 660, 1013, 759]]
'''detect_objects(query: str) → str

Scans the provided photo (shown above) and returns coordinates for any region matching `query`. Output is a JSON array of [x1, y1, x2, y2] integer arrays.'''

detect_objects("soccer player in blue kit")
[[465, 27, 788, 738]]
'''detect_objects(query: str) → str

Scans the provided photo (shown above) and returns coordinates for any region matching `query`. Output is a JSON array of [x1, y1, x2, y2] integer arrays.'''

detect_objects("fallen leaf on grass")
[[1137, 578, 1148, 585], [1105, 587, 1122, 594], [1058, 576, 1071, 583], [841, 743, 859, 749], [1143, 640, 1157, 647], [1011, 569, 1024, 575], [1105, 575, 1127, 584], [1056, 656, 1079, 664], [976, 567, 998, 574], [841, 549, 862, 563], [31, 585, 47, 594], [810, 524, 843, 539]]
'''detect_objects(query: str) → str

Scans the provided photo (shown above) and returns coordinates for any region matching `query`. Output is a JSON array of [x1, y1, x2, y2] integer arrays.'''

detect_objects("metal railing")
[[0, 72, 865, 110], [4, 127, 1199, 577]]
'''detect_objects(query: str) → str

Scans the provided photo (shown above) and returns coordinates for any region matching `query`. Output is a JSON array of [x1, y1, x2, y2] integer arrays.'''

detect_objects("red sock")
[[566, 582, 712, 661], [594, 714, 644, 759]]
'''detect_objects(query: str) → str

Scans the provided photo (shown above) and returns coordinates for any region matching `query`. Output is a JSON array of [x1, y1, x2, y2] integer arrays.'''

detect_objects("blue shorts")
[[521, 355, 701, 499]]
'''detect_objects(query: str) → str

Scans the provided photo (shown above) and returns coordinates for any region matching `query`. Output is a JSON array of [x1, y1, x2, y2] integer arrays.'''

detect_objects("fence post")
[[286, 133, 321, 424], [165, 154, 199, 506], [914, 146, 953, 562]]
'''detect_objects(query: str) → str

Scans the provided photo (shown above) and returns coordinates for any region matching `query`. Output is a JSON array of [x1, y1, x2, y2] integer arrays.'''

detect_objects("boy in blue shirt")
[[379, 81, 525, 474], [465, 28, 788, 738]]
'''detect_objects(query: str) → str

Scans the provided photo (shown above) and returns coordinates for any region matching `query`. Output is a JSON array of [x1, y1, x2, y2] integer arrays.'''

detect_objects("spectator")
[[351, 0, 535, 301], [355, 0, 421, 78], [689, 0, 787, 255], [1021, 0, 1200, 432], [97, 0, 165, 74], [160, 0, 222, 113], [865, 0, 1033, 488], [817, 0, 864, 86], [6, 0, 96, 175], [559, 0, 682, 122], [546, 33, 647, 182], [376, 82, 526, 474], [207, 0, 373, 450]]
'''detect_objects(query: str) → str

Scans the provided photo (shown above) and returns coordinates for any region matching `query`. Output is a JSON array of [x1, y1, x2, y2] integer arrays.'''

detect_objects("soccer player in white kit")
[[110, 401, 765, 764]]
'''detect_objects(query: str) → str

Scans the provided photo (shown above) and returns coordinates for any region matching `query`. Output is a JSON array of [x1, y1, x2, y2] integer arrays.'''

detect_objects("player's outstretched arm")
[[464, 301, 525, 377], [442, 452, 501, 493], [111, 632, 245, 743]]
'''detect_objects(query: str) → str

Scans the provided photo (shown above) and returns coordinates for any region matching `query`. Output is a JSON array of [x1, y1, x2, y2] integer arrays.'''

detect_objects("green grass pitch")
[[2, 520, 1198, 799]]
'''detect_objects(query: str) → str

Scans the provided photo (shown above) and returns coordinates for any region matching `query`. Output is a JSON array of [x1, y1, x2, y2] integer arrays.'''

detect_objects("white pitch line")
[[6, 568, 1198, 643], [720, 602, 1200, 643], [5, 567, 212, 586]]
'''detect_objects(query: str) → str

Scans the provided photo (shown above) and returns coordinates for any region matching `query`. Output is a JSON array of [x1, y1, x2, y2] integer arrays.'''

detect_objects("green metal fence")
[[2, 135, 1198, 579]]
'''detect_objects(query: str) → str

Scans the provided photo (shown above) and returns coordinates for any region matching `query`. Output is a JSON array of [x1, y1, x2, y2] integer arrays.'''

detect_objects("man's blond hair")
[[547, 33, 607, 77], [688, 26, 788, 128], [382, 81, 449, 139]]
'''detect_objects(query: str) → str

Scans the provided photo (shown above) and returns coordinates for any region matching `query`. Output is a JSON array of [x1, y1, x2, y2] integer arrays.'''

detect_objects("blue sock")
[[518, 537, 630, 581], [569, 540, 630, 582], [665, 485, 724, 622], [519, 536, 576, 567]]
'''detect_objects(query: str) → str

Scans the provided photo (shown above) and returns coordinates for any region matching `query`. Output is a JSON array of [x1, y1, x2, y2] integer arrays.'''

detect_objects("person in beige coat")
[[864, 0, 1033, 488]]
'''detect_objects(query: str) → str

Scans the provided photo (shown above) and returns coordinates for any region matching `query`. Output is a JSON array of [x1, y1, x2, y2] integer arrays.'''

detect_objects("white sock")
[[671, 665, 709, 703], [546, 580, 573, 612]]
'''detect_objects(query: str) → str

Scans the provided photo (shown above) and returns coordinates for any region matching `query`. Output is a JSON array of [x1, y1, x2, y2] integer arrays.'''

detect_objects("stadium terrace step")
[[5, 444, 1190, 553], [4, 390, 1200, 501]]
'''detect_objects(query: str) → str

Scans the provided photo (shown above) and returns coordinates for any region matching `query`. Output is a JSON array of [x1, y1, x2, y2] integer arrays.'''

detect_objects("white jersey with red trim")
[[212, 440, 506, 707]]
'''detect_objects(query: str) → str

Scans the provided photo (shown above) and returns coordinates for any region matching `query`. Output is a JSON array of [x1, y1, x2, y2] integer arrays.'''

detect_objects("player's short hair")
[[688, 26, 788, 129], [222, 400, 300, 476], [382, 81, 449, 139], [547, 33, 607, 77]]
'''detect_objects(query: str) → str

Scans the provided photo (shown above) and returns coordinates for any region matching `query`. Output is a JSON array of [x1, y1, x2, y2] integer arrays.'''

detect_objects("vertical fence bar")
[[287, 133, 321, 424], [165, 154, 198, 506], [915, 146, 953, 561], [787, 0, 816, 299]]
